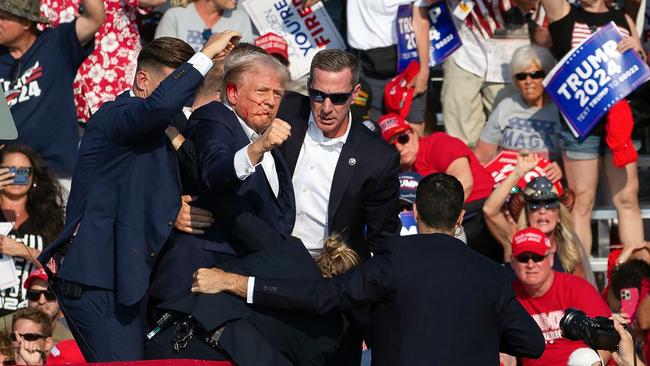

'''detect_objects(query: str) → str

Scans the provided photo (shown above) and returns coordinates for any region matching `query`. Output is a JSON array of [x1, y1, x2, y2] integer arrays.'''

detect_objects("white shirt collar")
[[306, 111, 352, 146], [223, 102, 261, 142]]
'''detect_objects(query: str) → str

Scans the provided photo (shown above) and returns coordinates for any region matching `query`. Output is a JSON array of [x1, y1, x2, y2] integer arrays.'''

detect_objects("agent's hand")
[[0, 167, 15, 191], [191, 267, 248, 297], [543, 161, 563, 183], [201, 30, 241, 61], [174, 195, 214, 235]]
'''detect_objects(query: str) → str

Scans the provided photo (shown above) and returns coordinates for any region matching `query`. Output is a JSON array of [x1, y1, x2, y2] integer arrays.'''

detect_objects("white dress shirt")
[[231, 106, 279, 197], [291, 112, 351, 257]]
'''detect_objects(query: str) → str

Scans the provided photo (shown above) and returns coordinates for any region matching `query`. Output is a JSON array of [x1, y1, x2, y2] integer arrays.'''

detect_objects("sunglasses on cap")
[[514, 70, 546, 81], [308, 88, 353, 105], [526, 198, 560, 211], [514, 252, 550, 263], [9, 333, 47, 342], [25, 289, 56, 302]]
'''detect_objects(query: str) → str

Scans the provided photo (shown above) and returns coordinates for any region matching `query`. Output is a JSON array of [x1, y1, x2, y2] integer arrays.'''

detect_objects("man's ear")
[[134, 70, 150, 93], [456, 209, 465, 227], [44, 336, 54, 353], [413, 203, 419, 223], [226, 84, 238, 105], [351, 82, 362, 102]]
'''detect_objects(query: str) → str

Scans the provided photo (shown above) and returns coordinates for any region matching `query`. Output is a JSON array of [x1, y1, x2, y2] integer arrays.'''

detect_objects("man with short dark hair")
[[38, 31, 241, 362], [11, 307, 54, 365], [0, 0, 104, 183], [192, 173, 546, 365]]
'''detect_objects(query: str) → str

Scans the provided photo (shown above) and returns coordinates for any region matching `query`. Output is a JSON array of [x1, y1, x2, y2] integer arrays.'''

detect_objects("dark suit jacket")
[[252, 234, 546, 365], [159, 213, 341, 366], [39, 63, 204, 306], [148, 102, 296, 300], [277, 92, 400, 259]]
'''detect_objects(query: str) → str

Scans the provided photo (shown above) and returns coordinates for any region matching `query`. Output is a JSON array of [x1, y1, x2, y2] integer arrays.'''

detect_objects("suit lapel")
[[328, 123, 360, 227], [283, 101, 310, 175]]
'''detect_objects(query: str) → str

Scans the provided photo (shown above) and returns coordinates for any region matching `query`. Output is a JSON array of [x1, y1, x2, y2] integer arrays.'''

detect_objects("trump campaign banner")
[[395, 2, 462, 73], [399, 211, 418, 236], [484, 151, 563, 194], [543, 22, 650, 140], [242, 0, 345, 79]]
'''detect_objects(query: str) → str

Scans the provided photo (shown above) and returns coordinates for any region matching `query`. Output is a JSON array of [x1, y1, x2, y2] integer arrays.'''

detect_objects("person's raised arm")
[[411, 4, 431, 96], [75, 0, 106, 46], [539, 0, 570, 23]]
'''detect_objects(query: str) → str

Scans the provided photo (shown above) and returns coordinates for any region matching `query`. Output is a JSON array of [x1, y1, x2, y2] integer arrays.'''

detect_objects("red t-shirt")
[[513, 272, 611, 366], [46, 339, 85, 364], [414, 133, 494, 203]]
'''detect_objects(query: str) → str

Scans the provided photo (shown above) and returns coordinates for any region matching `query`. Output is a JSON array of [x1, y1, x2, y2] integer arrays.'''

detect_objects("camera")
[[559, 308, 620, 351]]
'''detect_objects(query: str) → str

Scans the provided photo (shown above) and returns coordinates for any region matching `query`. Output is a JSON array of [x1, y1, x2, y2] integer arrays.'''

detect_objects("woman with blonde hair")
[[483, 152, 594, 283]]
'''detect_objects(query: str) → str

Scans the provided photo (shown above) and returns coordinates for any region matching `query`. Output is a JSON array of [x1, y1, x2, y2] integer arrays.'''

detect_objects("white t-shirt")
[[347, 0, 417, 50], [155, 3, 255, 51]]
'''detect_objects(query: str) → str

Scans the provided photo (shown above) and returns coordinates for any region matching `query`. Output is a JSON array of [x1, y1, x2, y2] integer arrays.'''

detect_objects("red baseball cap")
[[383, 60, 419, 118], [378, 113, 410, 143], [24, 268, 48, 289], [254, 32, 289, 62], [511, 228, 551, 257]]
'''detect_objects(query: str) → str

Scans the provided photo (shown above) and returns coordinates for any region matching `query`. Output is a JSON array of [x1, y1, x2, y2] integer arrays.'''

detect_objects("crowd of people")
[[0, 0, 649, 364]]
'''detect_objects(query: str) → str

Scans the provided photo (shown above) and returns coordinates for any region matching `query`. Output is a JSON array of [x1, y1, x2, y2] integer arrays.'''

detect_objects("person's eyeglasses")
[[514, 70, 546, 81], [202, 28, 213, 42], [9, 333, 47, 342], [392, 133, 410, 145], [526, 199, 560, 211], [308, 88, 353, 105], [26, 289, 56, 302], [515, 253, 550, 263]]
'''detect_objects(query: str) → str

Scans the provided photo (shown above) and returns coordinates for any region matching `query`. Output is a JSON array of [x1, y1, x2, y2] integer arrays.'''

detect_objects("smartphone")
[[620, 287, 640, 321], [9, 167, 30, 185]]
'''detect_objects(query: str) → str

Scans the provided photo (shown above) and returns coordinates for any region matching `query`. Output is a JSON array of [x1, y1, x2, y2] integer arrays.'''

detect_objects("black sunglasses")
[[10, 333, 47, 342], [26, 289, 56, 302], [308, 88, 353, 105], [393, 133, 410, 145], [526, 199, 560, 211], [514, 70, 546, 81], [515, 253, 549, 263]]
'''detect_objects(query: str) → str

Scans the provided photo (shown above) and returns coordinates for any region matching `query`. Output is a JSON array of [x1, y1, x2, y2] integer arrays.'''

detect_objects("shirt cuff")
[[188, 52, 214, 76], [234, 143, 260, 180], [246, 277, 255, 304]]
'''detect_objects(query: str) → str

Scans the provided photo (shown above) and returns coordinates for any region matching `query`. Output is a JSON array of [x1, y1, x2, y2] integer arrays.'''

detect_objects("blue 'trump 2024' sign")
[[395, 2, 462, 73], [543, 22, 650, 141]]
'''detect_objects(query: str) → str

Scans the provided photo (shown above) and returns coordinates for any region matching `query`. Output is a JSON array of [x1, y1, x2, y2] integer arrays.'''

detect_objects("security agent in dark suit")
[[193, 173, 546, 366], [37, 32, 242, 362], [148, 50, 296, 304], [146, 210, 351, 365], [276, 49, 401, 365]]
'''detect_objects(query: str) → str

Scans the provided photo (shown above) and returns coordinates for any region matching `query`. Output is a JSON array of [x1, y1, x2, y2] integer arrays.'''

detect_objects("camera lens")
[[559, 308, 585, 341]]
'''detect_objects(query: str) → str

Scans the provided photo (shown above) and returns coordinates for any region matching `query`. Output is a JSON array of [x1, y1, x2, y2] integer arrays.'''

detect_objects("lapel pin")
[[348, 158, 356, 166]]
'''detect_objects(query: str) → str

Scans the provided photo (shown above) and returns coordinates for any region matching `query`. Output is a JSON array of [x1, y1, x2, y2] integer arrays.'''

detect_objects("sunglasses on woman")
[[514, 70, 546, 81], [25, 289, 56, 302], [308, 88, 353, 105], [9, 333, 47, 342], [392, 133, 410, 145], [526, 198, 560, 211], [515, 252, 550, 263]]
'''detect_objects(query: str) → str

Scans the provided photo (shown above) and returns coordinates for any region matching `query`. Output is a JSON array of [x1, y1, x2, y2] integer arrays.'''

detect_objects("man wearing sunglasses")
[[10, 307, 54, 366], [275, 49, 401, 365], [22, 269, 72, 344], [510, 227, 612, 365]]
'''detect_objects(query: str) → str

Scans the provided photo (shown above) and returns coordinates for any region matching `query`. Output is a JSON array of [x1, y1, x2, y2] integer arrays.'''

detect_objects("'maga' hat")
[[511, 227, 552, 257]]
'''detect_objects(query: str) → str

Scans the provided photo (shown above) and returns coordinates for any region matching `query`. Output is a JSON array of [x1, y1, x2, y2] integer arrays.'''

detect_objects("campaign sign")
[[242, 0, 345, 79], [426, 2, 462, 67], [543, 22, 650, 140], [395, 3, 462, 73], [399, 211, 418, 236], [484, 151, 563, 194]]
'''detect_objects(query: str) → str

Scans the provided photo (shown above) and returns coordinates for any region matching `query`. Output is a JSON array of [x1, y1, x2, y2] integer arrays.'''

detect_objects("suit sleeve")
[[100, 62, 203, 145], [497, 274, 545, 358], [251, 249, 394, 313], [364, 149, 401, 252], [188, 108, 242, 193]]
